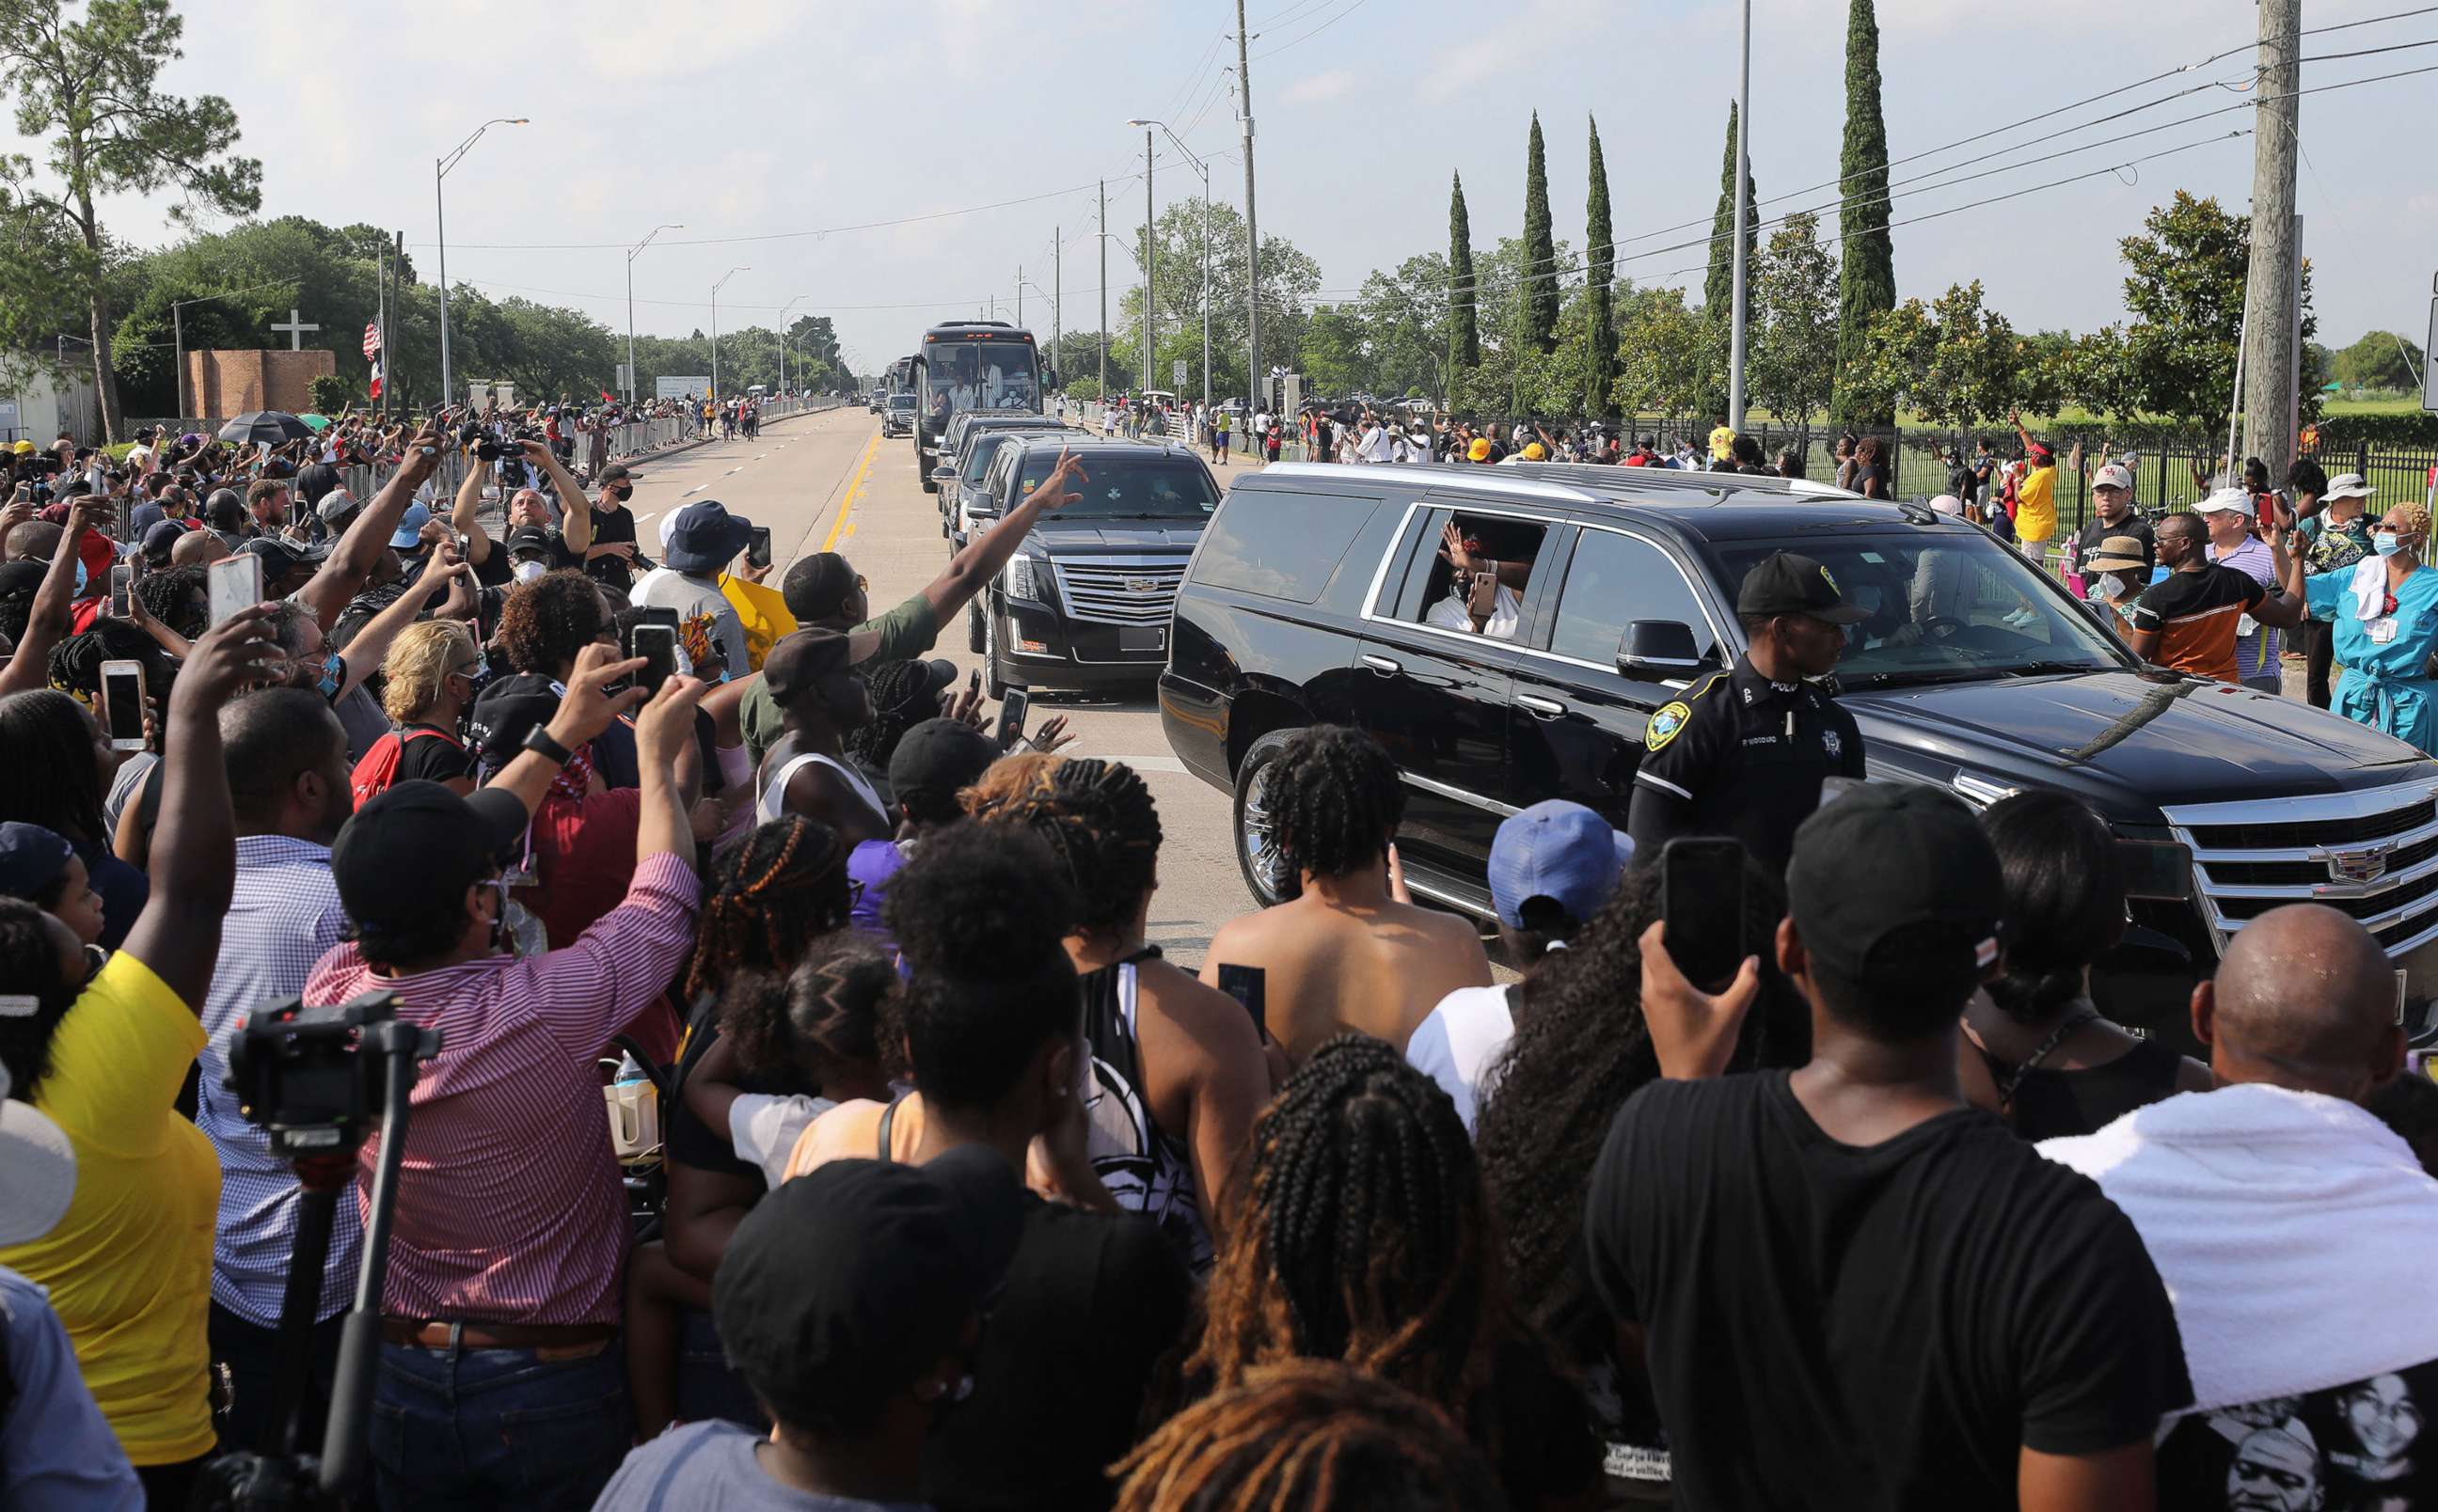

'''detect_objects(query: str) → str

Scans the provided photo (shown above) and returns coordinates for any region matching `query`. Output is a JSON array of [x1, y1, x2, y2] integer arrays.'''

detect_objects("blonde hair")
[[958, 751, 1065, 819], [380, 619, 475, 723], [2393, 503, 2432, 541]]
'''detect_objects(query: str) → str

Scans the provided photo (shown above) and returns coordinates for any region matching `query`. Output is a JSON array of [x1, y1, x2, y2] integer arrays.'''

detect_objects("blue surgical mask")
[[2376, 532, 2405, 558]]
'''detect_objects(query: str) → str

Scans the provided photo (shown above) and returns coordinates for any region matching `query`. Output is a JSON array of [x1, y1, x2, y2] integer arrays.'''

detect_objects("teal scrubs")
[[2305, 564, 2438, 754]]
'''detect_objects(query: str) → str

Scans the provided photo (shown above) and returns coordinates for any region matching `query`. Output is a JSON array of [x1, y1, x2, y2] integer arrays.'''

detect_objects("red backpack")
[[350, 727, 463, 808]]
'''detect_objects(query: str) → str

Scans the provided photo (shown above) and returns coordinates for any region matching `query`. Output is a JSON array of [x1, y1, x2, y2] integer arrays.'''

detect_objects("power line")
[[1250, 0, 1371, 59]]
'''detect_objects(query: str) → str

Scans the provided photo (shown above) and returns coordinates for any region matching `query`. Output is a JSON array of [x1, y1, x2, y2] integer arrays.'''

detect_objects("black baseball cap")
[[1785, 784, 2004, 1000], [503, 526, 558, 560], [762, 628, 855, 705], [714, 1147, 1026, 1431], [888, 717, 998, 817], [238, 534, 330, 571], [595, 462, 632, 487], [1735, 550, 1870, 624], [332, 779, 531, 934], [465, 689, 562, 770]]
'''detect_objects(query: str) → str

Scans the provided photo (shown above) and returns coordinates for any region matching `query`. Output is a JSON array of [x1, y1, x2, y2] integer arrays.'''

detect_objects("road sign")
[[656, 375, 709, 402], [615, 364, 632, 393], [1172, 359, 1188, 387]]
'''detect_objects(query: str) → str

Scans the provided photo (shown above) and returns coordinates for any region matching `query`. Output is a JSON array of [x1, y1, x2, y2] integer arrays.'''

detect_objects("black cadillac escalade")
[[1160, 461, 2438, 1053]]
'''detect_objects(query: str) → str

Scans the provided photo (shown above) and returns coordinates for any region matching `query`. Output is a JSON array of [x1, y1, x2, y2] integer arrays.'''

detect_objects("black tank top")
[[1994, 1036, 2187, 1142]]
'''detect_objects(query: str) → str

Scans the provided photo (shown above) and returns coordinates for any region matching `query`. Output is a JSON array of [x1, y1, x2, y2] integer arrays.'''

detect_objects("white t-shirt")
[[1425, 583, 1522, 638], [1404, 984, 1520, 1133], [726, 1092, 837, 1187]]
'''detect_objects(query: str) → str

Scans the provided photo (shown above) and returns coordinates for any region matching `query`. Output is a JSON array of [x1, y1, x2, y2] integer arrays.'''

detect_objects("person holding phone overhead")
[[631, 499, 753, 678], [1627, 551, 1870, 879]]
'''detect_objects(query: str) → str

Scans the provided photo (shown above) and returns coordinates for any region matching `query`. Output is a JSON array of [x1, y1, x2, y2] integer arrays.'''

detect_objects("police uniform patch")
[[1823, 729, 1843, 760], [1647, 701, 1692, 750]]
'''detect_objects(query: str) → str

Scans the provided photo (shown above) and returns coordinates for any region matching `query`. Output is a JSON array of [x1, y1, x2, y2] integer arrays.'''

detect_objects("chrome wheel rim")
[[1241, 759, 1290, 902]]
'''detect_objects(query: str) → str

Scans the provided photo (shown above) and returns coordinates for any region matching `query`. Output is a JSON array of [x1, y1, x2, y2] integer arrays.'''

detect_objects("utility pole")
[[1727, 0, 1753, 433], [1099, 181, 1109, 398], [2240, 0, 2302, 482], [1234, 2, 1261, 412], [1143, 129, 1155, 396], [1053, 228, 1063, 393], [1017, 266, 1023, 326]]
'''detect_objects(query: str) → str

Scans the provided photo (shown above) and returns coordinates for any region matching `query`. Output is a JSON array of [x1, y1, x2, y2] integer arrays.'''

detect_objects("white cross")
[[269, 307, 320, 352]]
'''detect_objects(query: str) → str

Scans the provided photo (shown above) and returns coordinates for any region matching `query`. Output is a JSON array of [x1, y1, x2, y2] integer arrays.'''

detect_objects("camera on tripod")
[[228, 991, 439, 1160]]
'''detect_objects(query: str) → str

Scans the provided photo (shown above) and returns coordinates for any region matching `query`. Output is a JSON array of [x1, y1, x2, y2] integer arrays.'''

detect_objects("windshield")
[[923, 339, 1039, 420], [889, 394, 916, 412], [1015, 453, 1217, 519], [1702, 529, 2129, 688]]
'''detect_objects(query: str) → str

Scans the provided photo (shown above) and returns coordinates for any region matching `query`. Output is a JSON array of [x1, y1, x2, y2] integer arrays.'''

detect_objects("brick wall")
[[185, 349, 337, 419]]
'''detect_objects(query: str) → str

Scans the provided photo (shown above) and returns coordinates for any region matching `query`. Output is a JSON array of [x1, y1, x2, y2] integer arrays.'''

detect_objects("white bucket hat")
[[2323, 473, 2377, 502]]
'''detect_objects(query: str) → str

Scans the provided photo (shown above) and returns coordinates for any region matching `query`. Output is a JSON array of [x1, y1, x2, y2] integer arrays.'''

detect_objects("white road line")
[[684, 483, 706, 495], [636, 512, 657, 524]]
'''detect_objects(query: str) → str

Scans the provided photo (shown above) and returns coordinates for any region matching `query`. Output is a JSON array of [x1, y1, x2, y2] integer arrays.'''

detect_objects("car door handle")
[[1516, 693, 1569, 719], [1360, 654, 1402, 675]]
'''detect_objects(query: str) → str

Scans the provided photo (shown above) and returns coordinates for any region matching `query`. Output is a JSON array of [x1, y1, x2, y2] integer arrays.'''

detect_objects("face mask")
[[513, 559, 546, 584], [610, 484, 633, 501], [2376, 532, 2406, 558], [72, 559, 87, 596]]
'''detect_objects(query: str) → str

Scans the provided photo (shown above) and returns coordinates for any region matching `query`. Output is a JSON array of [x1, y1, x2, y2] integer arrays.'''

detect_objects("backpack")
[[350, 726, 462, 808]]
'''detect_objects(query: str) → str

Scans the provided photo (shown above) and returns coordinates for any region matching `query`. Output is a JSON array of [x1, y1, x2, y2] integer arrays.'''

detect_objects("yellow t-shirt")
[[0, 951, 216, 1466], [719, 573, 798, 672], [1709, 425, 1735, 462], [2016, 463, 2058, 545]]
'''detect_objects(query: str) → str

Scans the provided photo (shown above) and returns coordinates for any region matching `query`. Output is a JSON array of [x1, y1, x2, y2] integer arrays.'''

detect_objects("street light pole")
[[1128, 120, 1213, 418], [711, 266, 750, 402], [435, 117, 529, 409], [625, 223, 683, 407], [1727, 0, 1752, 433], [776, 295, 807, 397], [1143, 129, 1155, 397]]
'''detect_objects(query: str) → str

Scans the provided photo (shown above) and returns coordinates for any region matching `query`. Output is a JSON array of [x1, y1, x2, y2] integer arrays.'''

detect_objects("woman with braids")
[[1186, 1035, 1599, 1509], [1957, 791, 2207, 1141], [786, 820, 1192, 1512], [0, 609, 282, 1508], [0, 689, 147, 950], [1113, 1361, 1507, 1512], [1200, 725, 1491, 1065], [1473, 863, 1807, 1504], [985, 757, 1271, 1273], [637, 814, 856, 1434]]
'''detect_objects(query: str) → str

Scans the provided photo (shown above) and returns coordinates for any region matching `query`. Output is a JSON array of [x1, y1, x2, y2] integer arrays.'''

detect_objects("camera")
[[227, 990, 438, 1160]]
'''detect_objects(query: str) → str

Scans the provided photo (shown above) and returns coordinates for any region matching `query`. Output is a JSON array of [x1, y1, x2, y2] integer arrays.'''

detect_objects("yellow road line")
[[823, 433, 881, 553]]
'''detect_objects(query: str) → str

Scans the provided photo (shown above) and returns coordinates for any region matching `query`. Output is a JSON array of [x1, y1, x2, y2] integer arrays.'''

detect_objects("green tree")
[[1611, 285, 1714, 422], [1832, 0, 1895, 429], [1585, 116, 1616, 418], [1843, 282, 2035, 427], [1749, 211, 1837, 428], [2100, 191, 2318, 431], [307, 373, 349, 413], [1702, 102, 1759, 343], [1357, 253, 1449, 399], [1518, 112, 1559, 354], [2333, 331, 2423, 393], [1116, 201, 1320, 400], [1448, 172, 1479, 371], [0, 0, 261, 438]]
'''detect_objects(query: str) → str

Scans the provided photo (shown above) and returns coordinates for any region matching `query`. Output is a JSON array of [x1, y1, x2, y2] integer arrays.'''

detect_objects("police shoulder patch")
[[1646, 701, 1694, 751]]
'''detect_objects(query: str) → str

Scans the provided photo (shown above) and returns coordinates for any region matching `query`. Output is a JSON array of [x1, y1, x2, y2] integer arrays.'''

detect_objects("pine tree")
[[1585, 117, 1616, 417], [1833, 0, 1896, 428], [1449, 172, 1480, 372], [1703, 102, 1758, 341], [1519, 112, 1559, 354]]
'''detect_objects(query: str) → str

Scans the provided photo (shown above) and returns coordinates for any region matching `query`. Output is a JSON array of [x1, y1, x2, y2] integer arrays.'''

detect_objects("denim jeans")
[[675, 1309, 767, 1432], [368, 1339, 628, 1511]]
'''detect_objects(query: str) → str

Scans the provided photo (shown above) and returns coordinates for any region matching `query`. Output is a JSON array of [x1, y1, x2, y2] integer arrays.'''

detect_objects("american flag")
[[362, 321, 382, 359]]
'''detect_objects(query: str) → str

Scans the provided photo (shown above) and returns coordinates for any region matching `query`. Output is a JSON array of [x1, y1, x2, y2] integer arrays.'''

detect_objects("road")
[[617, 403, 1266, 969]]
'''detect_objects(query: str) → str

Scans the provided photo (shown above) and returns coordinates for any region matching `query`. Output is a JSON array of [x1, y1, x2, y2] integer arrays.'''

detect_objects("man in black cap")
[[740, 448, 1090, 766], [1586, 784, 2191, 1511], [1625, 549, 1869, 876], [594, 1151, 1026, 1510]]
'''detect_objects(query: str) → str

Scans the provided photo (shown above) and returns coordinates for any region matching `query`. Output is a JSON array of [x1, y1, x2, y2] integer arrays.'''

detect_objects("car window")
[[1550, 528, 1718, 666], [1410, 511, 1548, 641], [1193, 487, 1375, 604], [1013, 452, 1217, 518]]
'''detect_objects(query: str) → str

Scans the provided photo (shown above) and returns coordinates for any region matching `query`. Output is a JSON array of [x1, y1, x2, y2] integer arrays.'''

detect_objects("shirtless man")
[[1200, 725, 1492, 1066]]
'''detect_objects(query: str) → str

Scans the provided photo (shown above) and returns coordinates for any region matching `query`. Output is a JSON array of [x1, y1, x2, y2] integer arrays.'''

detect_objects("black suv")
[[969, 434, 1219, 698], [1162, 461, 2438, 1050], [936, 417, 1073, 543]]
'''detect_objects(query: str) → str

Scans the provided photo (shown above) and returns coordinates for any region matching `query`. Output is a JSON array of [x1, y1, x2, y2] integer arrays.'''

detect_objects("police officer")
[[1626, 550, 1869, 876]]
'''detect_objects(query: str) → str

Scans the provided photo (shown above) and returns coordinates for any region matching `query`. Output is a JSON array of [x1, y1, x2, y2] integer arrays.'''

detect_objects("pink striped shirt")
[[304, 852, 701, 1325]]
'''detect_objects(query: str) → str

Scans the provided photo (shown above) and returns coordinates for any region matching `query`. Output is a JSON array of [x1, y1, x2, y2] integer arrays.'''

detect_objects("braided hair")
[[0, 689, 105, 845], [1269, 727, 1403, 881], [843, 659, 943, 769], [0, 897, 80, 1098], [135, 565, 206, 638], [719, 931, 903, 1086], [685, 816, 852, 1000], [986, 757, 1162, 937], [1111, 1360, 1505, 1512], [1192, 1035, 1499, 1420]]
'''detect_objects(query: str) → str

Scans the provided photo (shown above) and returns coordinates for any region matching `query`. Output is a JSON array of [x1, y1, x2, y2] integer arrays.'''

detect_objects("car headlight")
[[1004, 553, 1038, 602]]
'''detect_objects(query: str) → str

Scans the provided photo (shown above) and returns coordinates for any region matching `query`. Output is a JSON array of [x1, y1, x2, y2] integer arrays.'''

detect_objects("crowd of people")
[[4, 389, 2438, 1512]]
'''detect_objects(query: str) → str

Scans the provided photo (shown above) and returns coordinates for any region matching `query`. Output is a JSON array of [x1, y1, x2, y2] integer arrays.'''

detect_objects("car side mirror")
[[931, 466, 958, 482], [1617, 620, 1707, 678]]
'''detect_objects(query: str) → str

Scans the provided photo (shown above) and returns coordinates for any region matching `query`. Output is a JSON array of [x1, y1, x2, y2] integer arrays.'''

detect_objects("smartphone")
[[745, 526, 773, 571], [1659, 837, 1749, 990], [107, 562, 134, 621], [995, 685, 1030, 752], [206, 554, 262, 627], [625, 606, 680, 692], [99, 659, 147, 751], [1215, 964, 1267, 1035], [2116, 839, 2193, 902]]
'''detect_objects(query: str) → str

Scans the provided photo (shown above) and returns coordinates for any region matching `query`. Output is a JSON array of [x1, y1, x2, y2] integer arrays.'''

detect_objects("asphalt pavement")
[[620, 404, 1265, 969]]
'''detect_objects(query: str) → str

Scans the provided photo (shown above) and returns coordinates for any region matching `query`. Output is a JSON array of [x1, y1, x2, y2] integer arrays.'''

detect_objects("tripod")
[[196, 1000, 442, 1511]]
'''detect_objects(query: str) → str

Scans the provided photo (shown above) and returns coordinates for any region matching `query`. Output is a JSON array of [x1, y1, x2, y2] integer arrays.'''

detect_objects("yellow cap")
[[9, 440, 32, 455], [1467, 437, 1492, 462], [1521, 442, 1547, 461]]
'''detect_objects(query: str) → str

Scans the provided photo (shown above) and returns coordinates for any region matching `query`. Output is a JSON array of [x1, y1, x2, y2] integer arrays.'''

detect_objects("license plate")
[[1119, 625, 1166, 653]]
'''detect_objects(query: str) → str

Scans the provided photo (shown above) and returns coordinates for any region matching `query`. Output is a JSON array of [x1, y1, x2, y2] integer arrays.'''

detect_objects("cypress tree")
[[1833, 0, 1896, 427], [1519, 112, 1559, 354], [1703, 102, 1758, 339], [1449, 171, 1479, 371], [1586, 116, 1616, 417]]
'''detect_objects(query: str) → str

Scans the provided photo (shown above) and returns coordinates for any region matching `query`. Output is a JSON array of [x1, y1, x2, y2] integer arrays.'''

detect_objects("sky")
[[15, 0, 2436, 383]]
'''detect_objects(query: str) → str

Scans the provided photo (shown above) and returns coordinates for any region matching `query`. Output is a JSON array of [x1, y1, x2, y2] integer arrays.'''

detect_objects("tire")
[[919, 441, 938, 493], [1231, 728, 1305, 907]]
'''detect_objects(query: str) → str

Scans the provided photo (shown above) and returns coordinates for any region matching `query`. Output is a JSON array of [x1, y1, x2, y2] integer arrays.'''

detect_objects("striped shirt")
[[2210, 537, 2284, 683], [198, 835, 360, 1327], [303, 852, 701, 1326]]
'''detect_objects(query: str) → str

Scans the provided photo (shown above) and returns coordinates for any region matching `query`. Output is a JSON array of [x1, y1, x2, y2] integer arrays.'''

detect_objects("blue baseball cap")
[[1486, 800, 1633, 931], [0, 822, 74, 901], [388, 501, 433, 548]]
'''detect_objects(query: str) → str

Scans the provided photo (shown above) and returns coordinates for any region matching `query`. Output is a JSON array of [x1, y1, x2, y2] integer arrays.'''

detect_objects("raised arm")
[[482, 642, 649, 814], [0, 495, 99, 697], [450, 446, 494, 567], [633, 674, 710, 866], [526, 439, 588, 528], [294, 426, 445, 629], [2251, 526, 2306, 631], [919, 448, 1089, 623]]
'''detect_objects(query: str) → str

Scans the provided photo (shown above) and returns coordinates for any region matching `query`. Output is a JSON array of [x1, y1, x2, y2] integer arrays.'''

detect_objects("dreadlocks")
[[843, 659, 944, 769], [685, 816, 851, 1000], [1192, 1034, 1498, 1415], [1112, 1360, 1505, 1512], [986, 757, 1162, 937], [1269, 726, 1403, 880]]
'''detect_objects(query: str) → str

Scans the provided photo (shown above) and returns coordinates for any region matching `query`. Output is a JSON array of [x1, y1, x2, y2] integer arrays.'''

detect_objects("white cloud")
[[1284, 69, 1355, 105]]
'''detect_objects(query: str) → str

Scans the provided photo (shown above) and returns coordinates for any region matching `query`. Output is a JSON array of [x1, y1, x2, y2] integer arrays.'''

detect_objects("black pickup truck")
[[1160, 461, 2438, 1052]]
